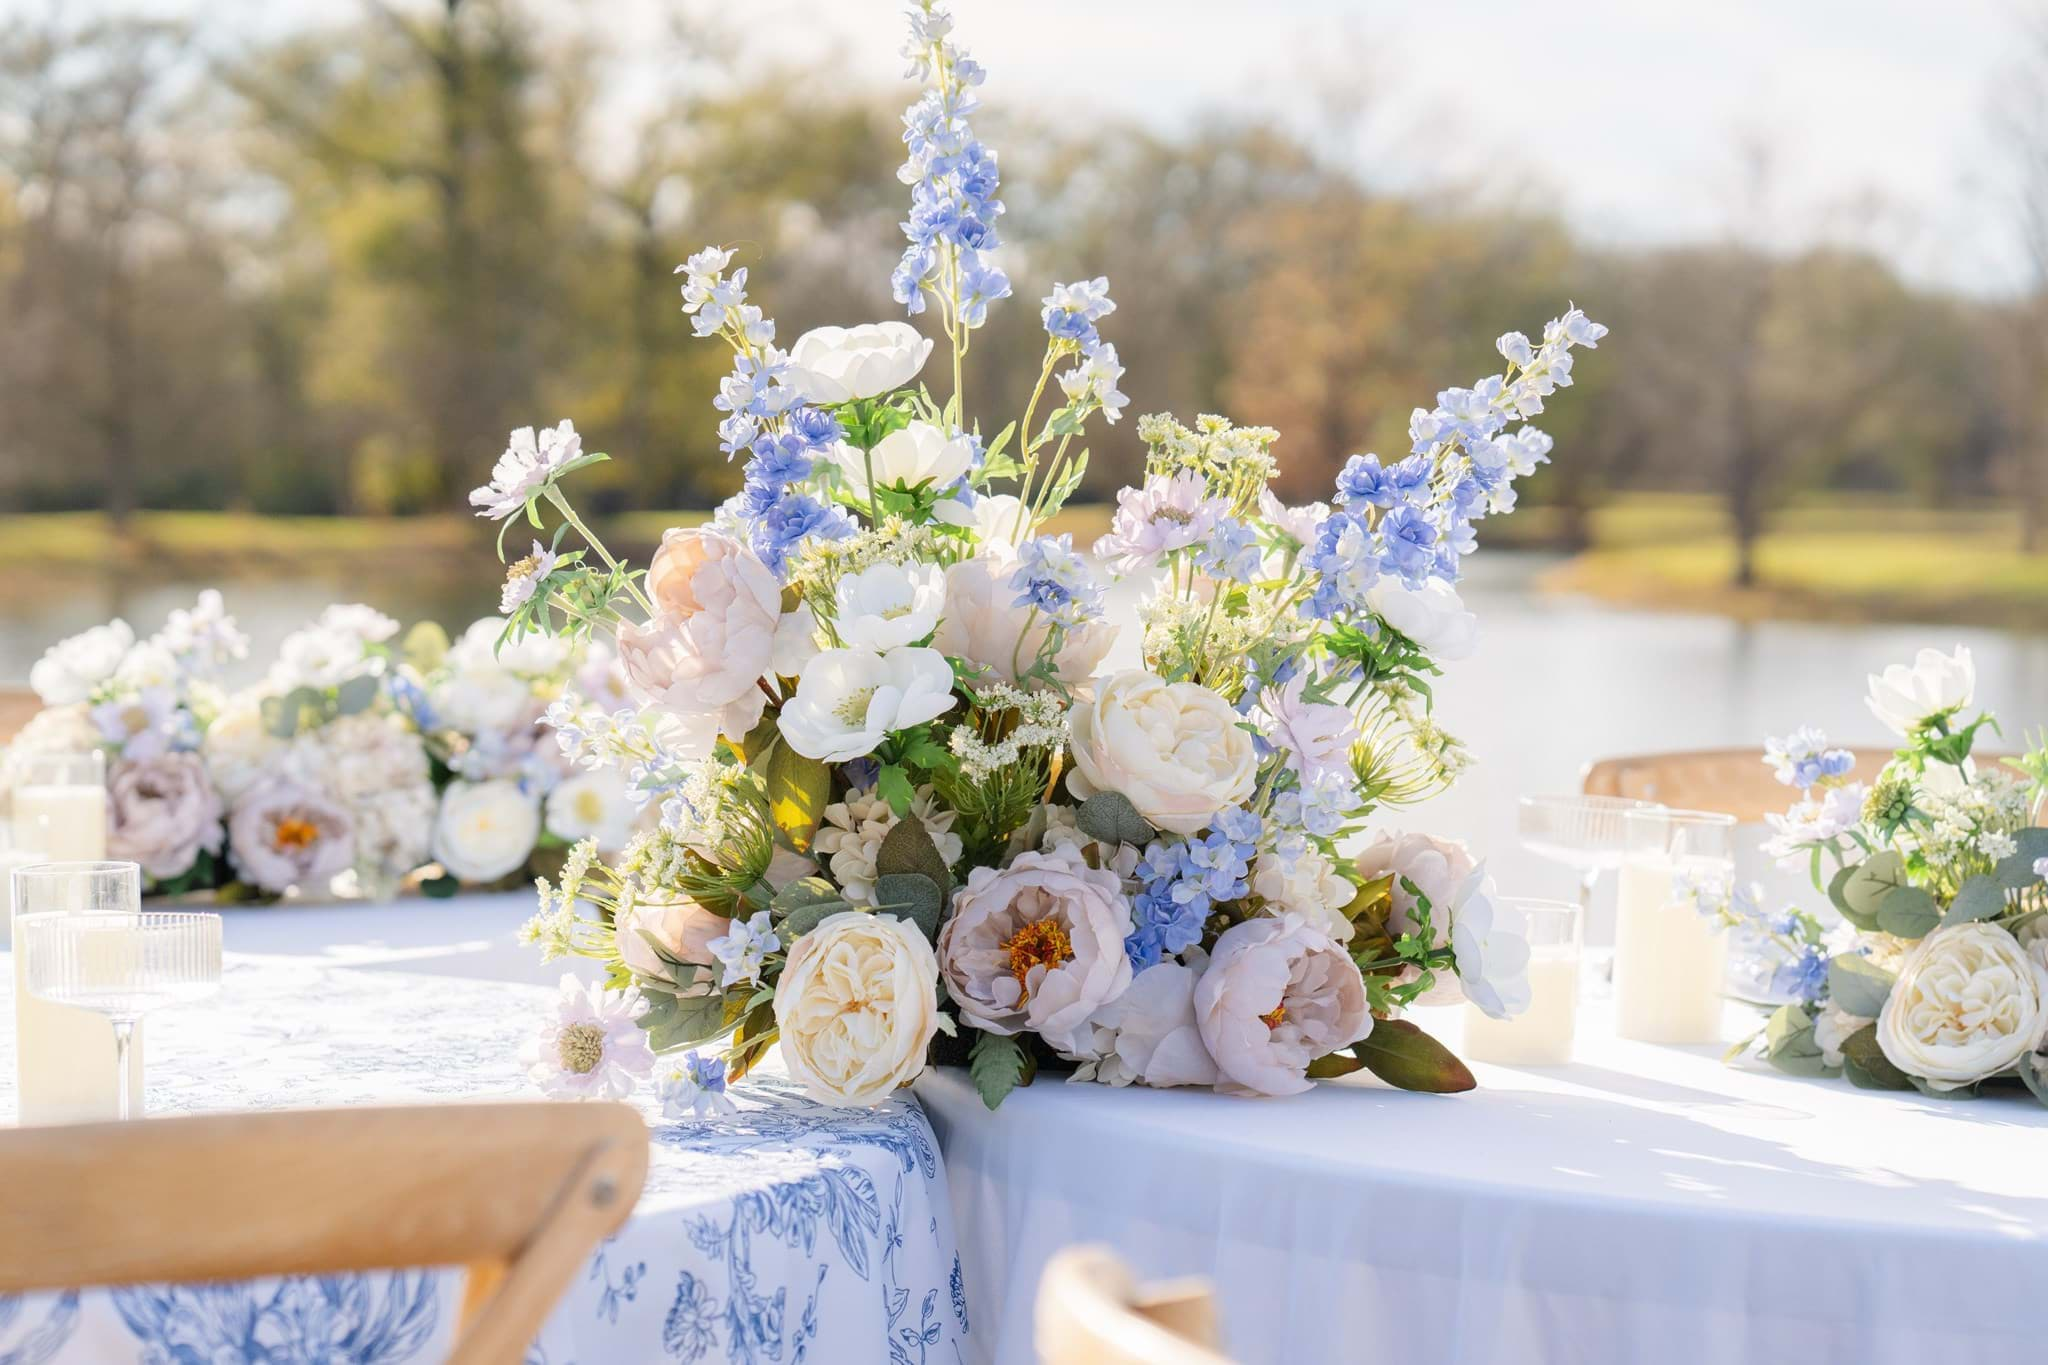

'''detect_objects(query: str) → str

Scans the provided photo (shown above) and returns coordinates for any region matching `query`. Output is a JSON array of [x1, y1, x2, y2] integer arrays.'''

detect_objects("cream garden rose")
[[1875, 921, 2048, 1090], [431, 778, 543, 883], [1067, 670, 1257, 835], [774, 910, 942, 1107]]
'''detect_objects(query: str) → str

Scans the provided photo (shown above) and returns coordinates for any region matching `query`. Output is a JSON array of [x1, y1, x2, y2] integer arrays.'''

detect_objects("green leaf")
[[1349, 1019, 1476, 1093], [333, 672, 380, 717], [1831, 850, 1911, 931], [638, 987, 732, 1052], [1943, 875, 2010, 926], [1075, 791, 1153, 847], [1839, 1024, 1912, 1090], [419, 873, 461, 899], [2020, 1052, 2048, 1109], [1305, 1051, 1368, 1080], [1826, 954, 1894, 1018], [758, 737, 830, 854], [877, 814, 953, 892], [1036, 448, 1090, 520], [1908, 1074, 1984, 1101], [968, 1030, 1034, 1110], [259, 694, 300, 740], [875, 763, 915, 817], [771, 877, 852, 941], [1993, 830, 2048, 888], [1761, 1004, 1836, 1077], [875, 872, 943, 942], [1876, 885, 1941, 939]]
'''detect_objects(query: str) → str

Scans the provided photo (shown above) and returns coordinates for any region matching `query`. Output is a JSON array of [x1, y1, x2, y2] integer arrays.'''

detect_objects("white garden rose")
[[774, 910, 941, 1107], [1865, 645, 1975, 737], [431, 778, 543, 883], [202, 691, 287, 805], [830, 421, 974, 501], [1066, 670, 1257, 835], [1875, 921, 2048, 1089], [1250, 845, 1356, 944], [30, 620, 135, 705], [546, 768, 639, 853], [1812, 1001, 1872, 1068], [834, 561, 946, 652], [785, 322, 933, 405], [1365, 578, 1479, 661]]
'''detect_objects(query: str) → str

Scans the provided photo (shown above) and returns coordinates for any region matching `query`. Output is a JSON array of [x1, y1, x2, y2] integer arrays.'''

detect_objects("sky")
[[34, 0, 2041, 297]]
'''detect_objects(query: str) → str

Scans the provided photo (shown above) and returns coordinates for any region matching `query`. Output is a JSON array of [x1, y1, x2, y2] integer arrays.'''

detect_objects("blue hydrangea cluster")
[[1127, 808, 1263, 970], [1268, 771, 1357, 839], [1008, 534, 1104, 630], [1764, 727, 1856, 791], [1304, 307, 1605, 621], [893, 3, 1010, 329], [1192, 518, 1262, 584], [679, 249, 854, 577]]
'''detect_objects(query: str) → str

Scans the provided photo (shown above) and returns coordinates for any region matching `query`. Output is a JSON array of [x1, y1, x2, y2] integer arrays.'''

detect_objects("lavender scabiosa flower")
[[525, 973, 655, 1101], [1092, 470, 1228, 576], [469, 421, 584, 521]]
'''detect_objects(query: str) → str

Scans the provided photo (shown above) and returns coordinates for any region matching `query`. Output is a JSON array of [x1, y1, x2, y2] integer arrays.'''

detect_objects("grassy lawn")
[[1543, 494, 2048, 630]]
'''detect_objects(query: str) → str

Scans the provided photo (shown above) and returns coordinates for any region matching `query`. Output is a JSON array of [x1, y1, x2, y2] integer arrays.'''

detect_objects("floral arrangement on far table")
[[506, 0, 1611, 1113], [1748, 646, 2048, 1104], [5, 594, 640, 902]]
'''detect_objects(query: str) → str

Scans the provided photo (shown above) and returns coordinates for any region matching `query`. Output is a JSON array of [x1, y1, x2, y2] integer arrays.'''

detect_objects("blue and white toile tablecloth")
[[0, 956, 973, 1365]]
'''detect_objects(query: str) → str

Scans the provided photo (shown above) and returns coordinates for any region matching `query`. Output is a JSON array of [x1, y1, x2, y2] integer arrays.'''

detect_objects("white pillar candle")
[[14, 783, 109, 863], [1462, 948, 1580, 1065], [1613, 856, 1729, 1044]]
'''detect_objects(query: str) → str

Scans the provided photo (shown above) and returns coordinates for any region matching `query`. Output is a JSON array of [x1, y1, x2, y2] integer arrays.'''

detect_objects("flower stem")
[[547, 487, 654, 617]]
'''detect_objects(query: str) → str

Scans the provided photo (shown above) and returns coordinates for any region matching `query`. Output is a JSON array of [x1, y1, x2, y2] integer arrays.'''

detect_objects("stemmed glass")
[[18, 889, 221, 1121], [1517, 794, 1661, 987]]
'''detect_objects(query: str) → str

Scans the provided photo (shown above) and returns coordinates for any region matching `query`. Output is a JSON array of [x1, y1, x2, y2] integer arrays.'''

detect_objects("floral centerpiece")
[[5, 596, 622, 902], [507, 0, 1609, 1112], [1749, 646, 2048, 1104]]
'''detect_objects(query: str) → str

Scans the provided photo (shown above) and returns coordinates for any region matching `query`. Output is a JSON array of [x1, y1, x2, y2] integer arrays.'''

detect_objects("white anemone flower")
[[545, 768, 638, 854], [830, 421, 974, 501], [1448, 867, 1532, 1020], [932, 492, 1031, 552], [785, 321, 934, 405], [525, 973, 655, 1100], [1865, 646, 1975, 737], [834, 562, 947, 652], [469, 420, 584, 521], [779, 646, 958, 762]]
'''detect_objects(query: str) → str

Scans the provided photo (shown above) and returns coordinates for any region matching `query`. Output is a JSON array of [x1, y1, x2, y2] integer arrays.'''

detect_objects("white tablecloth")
[[0, 950, 972, 1365], [918, 1001, 2048, 1365]]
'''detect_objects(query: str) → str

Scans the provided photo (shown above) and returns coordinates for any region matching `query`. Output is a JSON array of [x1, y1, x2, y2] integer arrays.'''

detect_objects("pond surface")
[[7, 550, 2045, 914]]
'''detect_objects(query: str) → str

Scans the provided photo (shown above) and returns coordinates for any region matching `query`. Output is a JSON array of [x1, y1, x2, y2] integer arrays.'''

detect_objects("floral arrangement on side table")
[[1749, 646, 2048, 1104], [6, 594, 635, 902], [508, 0, 1611, 1112]]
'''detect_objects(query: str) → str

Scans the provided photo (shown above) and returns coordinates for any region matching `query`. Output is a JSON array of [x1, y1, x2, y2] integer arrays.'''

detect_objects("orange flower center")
[[272, 816, 321, 851], [1001, 917, 1074, 999], [1260, 1004, 1288, 1031]]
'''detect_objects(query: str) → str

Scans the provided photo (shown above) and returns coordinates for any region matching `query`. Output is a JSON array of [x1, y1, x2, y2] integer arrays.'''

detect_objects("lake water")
[[8, 550, 2045, 912]]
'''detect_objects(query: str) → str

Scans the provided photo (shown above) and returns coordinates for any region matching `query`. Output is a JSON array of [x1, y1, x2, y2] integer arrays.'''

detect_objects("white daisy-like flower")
[[524, 973, 654, 1100], [469, 420, 584, 521], [501, 541, 561, 615]]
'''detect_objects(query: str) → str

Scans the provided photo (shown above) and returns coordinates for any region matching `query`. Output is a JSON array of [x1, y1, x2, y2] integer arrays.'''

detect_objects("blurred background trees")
[[0, 0, 2040, 586]]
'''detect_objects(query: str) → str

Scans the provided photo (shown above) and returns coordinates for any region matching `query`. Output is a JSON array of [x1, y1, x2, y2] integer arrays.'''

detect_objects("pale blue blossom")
[[1764, 727, 1856, 791], [659, 1052, 736, 1120], [707, 911, 780, 989], [1041, 277, 1116, 351], [1009, 534, 1103, 629]]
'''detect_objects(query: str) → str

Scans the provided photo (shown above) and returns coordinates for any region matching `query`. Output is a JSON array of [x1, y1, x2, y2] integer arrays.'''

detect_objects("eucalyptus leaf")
[[877, 816, 953, 892], [1075, 791, 1154, 847], [1908, 1074, 1984, 1101], [1832, 850, 1910, 931], [333, 672, 380, 717], [2019, 1053, 2048, 1110], [968, 1030, 1034, 1110], [260, 695, 299, 740], [1943, 875, 2010, 926], [1875, 885, 1941, 939], [1350, 1019, 1476, 1093], [875, 872, 942, 942], [1826, 954, 1894, 1018], [639, 987, 731, 1052], [1839, 1024, 1912, 1090], [1761, 1004, 1834, 1078], [1993, 829, 2048, 887], [1826, 862, 1878, 932]]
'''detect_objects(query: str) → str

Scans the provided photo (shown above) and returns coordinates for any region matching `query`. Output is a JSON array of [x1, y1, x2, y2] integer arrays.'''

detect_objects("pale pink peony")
[[1354, 830, 1475, 946], [931, 554, 1116, 692], [937, 844, 1134, 1055], [107, 752, 225, 881], [1067, 671, 1257, 835], [620, 527, 788, 751], [1193, 914, 1372, 1097], [227, 778, 356, 894], [617, 894, 731, 995], [1067, 959, 1219, 1088]]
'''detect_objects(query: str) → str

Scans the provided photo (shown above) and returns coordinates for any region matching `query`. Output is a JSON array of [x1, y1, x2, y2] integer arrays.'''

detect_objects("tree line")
[[1, 1, 2043, 582]]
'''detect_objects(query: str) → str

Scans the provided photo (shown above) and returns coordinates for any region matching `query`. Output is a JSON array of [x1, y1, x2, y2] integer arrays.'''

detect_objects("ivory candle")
[[1613, 856, 1729, 1043], [14, 783, 108, 863], [1462, 948, 1580, 1065]]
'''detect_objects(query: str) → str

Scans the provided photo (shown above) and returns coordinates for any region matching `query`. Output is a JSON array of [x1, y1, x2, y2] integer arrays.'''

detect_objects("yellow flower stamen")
[[272, 816, 320, 851], [1000, 917, 1074, 1000], [1260, 1004, 1288, 1031]]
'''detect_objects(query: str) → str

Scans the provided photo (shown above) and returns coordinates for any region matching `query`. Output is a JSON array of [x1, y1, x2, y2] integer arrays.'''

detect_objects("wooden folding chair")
[[1581, 746, 1903, 823], [1035, 1244, 1235, 1365], [0, 1101, 648, 1365], [0, 685, 39, 746]]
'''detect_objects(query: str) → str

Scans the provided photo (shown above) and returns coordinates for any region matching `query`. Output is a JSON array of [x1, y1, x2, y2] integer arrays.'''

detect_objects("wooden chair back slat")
[[1581, 747, 1902, 824], [1036, 1245, 1234, 1365], [0, 1102, 648, 1365]]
